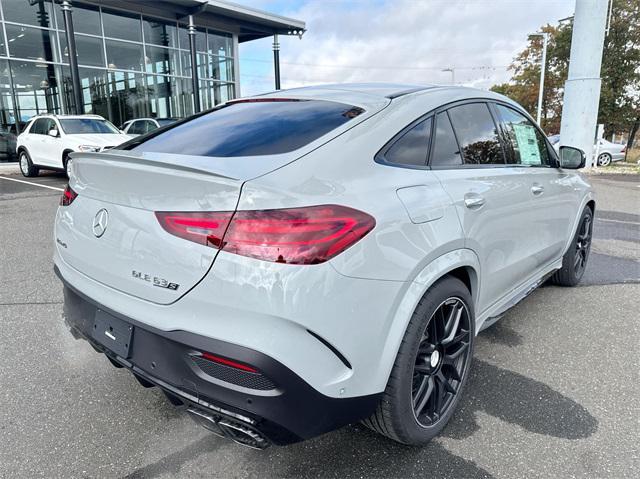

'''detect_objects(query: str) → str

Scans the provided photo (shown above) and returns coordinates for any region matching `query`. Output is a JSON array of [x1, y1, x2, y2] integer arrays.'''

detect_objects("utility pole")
[[529, 32, 549, 126], [559, 0, 608, 167], [273, 33, 281, 90]]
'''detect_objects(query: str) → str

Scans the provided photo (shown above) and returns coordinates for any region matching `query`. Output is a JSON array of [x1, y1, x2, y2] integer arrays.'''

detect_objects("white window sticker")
[[512, 124, 542, 165]]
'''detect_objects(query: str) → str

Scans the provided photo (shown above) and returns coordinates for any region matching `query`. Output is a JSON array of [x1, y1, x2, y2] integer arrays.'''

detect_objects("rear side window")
[[128, 100, 365, 157], [495, 104, 550, 166], [448, 103, 504, 165], [430, 112, 462, 167], [381, 117, 432, 167]]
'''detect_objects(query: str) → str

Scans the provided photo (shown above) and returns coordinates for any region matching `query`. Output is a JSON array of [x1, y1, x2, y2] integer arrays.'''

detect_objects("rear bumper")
[[57, 267, 381, 445]]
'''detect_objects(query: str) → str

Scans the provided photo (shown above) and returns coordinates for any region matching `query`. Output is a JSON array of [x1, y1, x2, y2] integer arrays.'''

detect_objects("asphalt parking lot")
[[0, 170, 638, 478]]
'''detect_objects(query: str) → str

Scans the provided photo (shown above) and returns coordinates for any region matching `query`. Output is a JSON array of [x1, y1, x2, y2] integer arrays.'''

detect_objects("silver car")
[[548, 134, 626, 166], [55, 84, 594, 448]]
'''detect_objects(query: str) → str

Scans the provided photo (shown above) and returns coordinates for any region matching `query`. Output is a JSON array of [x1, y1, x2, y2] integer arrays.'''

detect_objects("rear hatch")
[[55, 95, 388, 304], [55, 151, 253, 304]]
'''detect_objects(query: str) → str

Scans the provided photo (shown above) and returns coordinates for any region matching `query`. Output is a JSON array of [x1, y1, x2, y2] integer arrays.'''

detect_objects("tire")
[[597, 153, 611, 166], [363, 276, 475, 445], [63, 152, 72, 178], [551, 206, 593, 286], [18, 150, 39, 177]]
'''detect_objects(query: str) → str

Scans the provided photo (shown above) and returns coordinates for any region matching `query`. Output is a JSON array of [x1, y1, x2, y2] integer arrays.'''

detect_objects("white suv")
[[54, 84, 594, 448], [17, 114, 131, 177]]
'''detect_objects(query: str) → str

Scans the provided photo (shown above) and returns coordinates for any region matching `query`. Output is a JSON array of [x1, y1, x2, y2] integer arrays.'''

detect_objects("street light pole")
[[441, 67, 455, 85], [536, 33, 548, 126], [528, 32, 549, 126]]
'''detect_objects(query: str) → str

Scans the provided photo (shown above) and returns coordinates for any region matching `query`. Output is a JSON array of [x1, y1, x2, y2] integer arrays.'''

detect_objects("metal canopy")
[[88, 0, 306, 41]]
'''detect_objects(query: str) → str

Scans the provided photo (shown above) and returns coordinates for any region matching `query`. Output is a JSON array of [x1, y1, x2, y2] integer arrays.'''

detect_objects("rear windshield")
[[60, 118, 119, 134], [126, 100, 364, 157]]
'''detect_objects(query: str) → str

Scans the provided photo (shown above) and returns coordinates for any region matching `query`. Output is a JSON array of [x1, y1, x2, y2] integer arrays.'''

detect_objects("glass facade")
[[0, 0, 237, 161]]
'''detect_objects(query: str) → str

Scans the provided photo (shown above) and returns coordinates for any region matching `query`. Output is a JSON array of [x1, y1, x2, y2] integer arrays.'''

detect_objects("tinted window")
[[496, 105, 550, 166], [431, 112, 462, 167], [448, 103, 504, 165], [128, 121, 145, 135], [30, 119, 48, 135], [59, 119, 119, 134], [383, 117, 432, 167], [129, 100, 364, 157]]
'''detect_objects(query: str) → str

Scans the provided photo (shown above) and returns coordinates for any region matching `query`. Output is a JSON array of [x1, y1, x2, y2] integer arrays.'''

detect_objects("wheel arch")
[[62, 148, 74, 166], [374, 249, 480, 393], [561, 195, 596, 256]]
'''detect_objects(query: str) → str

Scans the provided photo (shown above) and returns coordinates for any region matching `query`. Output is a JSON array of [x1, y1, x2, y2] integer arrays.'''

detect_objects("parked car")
[[594, 138, 626, 166], [54, 84, 594, 449], [547, 134, 626, 166], [121, 117, 180, 137], [17, 114, 131, 177], [0, 125, 17, 162]]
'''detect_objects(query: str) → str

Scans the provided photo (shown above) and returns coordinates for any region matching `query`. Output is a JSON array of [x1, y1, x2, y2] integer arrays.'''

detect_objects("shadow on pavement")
[[444, 359, 598, 441], [122, 358, 596, 478]]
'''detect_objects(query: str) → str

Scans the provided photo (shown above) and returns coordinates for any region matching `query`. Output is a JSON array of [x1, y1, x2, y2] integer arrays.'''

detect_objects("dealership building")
[[0, 0, 305, 161]]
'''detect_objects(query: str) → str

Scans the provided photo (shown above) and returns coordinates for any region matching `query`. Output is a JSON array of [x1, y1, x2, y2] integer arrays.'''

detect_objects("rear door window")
[[127, 99, 365, 157], [495, 104, 550, 166], [447, 103, 505, 165], [381, 117, 432, 167], [30, 118, 48, 135]]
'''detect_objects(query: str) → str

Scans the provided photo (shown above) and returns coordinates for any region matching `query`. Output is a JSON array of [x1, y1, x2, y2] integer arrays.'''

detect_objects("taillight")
[[60, 185, 78, 206], [154, 211, 233, 248], [155, 205, 375, 265], [621, 146, 626, 153]]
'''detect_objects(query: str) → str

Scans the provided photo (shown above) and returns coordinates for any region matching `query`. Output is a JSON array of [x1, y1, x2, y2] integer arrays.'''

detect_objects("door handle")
[[531, 184, 544, 195], [464, 194, 485, 209]]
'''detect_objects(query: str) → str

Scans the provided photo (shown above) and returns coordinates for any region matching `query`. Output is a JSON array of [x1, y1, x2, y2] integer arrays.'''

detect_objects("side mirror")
[[559, 146, 586, 169], [48, 128, 59, 138]]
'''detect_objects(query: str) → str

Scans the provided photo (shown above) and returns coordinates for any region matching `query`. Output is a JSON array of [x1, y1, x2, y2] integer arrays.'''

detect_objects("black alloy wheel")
[[551, 206, 594, 286], [411, 297, 471, 427], [573, 211, 593, 278]]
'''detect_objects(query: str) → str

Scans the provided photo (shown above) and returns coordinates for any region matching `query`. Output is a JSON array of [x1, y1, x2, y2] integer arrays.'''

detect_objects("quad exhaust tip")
[[187, 408, 270, 450]]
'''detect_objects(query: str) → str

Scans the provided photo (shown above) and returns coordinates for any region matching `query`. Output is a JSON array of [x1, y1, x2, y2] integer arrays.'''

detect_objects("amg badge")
[[132, 270, 179, 291]]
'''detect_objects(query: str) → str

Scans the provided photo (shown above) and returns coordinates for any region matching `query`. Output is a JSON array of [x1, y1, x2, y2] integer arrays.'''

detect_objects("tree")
[[492, 0, 639, 139]]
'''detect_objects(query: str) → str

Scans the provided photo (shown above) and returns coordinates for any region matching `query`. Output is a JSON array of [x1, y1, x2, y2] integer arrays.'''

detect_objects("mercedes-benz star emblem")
[[92, 209, 109, 238]]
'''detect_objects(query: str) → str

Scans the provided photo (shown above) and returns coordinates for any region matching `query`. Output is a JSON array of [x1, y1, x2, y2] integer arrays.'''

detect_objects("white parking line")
[[595, 217, 640, 226], [0, 175, 64, 192]]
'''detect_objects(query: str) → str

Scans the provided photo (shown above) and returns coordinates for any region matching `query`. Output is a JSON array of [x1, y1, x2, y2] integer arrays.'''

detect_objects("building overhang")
[[85, 0, 306, 41]]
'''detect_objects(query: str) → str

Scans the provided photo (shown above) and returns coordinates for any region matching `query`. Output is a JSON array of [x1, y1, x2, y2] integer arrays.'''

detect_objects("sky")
[[238, 0, 576, 97]]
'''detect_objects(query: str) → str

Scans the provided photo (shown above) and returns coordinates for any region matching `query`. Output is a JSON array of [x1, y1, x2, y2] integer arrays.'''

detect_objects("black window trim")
[[374, 113, 435, 170]]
